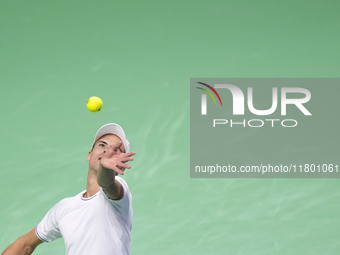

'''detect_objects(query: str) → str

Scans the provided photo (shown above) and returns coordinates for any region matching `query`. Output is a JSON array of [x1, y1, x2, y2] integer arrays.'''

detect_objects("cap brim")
[[93, 123, 130, 153]]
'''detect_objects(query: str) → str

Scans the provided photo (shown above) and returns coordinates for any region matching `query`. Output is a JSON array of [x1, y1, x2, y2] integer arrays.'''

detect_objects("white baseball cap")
[[92, 123, 130, 153]]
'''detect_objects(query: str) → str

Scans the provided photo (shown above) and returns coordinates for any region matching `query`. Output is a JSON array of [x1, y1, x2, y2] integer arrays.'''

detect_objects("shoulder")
[[116, 176, 130, 191], [101, 176, 131, 201], [114, 176, 132, 202], [100, 177, 132, 214], [101, 177, 131, 201]]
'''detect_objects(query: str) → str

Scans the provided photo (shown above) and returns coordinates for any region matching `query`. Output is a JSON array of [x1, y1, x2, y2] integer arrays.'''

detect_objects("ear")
[[86, 151, 92, 161]]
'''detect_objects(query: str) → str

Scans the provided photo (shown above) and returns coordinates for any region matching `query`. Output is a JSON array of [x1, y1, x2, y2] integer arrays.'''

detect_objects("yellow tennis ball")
[[87, 96, 103, 112]]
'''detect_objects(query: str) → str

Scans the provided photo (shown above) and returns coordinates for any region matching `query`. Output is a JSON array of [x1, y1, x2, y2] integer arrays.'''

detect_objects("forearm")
[[97, 164, 116, 189], [97, 164, 123, 200], [2, 237, 36, 255]]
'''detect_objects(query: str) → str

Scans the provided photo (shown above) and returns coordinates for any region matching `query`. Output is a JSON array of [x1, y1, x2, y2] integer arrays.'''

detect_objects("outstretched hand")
[[100, 141, 136, 175]]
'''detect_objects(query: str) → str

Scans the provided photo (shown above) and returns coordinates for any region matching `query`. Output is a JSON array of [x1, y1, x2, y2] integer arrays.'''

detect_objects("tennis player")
[[1, 123, 136, 255]]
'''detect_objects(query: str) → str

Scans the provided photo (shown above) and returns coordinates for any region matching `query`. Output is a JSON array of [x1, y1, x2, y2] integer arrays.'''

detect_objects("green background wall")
[[1, 1, 339, 254]]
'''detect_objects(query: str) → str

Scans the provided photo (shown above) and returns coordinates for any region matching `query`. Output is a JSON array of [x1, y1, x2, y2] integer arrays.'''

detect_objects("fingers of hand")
[[120, 156, 134, 163], [114, 166, 124, 175], [104, 142, 124, 158], [120, 151, 135, 161], [104, 146, 115, 157], [117, 162, 131, 169], [101, 151, 135, 175], [112, 141, 123, 151], [101, 159, 130, 172], [101, 161, 124, 175], [127, 151, 136, 156]]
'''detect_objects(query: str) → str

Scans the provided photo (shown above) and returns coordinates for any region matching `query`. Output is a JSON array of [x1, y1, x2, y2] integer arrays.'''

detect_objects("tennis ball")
[[87, 96, 103, 112]]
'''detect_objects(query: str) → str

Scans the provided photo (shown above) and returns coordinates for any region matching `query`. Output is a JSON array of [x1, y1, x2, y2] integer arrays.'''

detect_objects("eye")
[[99, 144, 105, 147]]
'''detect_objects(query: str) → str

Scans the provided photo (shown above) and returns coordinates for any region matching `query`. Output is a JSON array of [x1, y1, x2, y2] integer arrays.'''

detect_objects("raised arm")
[[1, 227, 43, 255], [97, 141, 135, 200]]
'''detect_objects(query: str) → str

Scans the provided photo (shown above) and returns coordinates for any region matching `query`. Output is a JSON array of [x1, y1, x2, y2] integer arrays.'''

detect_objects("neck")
[[84, 169, 100, 198]]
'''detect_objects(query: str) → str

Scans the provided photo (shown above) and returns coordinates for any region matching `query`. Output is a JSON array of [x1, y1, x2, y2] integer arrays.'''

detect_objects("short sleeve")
[[100, 176, 132, 217], [36, 201, 64, 243]]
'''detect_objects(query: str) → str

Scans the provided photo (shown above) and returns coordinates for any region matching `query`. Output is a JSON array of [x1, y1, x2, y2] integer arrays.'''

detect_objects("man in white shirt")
[[2, 123, 136, 255]]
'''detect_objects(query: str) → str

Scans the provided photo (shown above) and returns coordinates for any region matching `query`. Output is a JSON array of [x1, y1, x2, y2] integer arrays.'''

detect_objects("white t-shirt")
[[36, 177, 132, 255]]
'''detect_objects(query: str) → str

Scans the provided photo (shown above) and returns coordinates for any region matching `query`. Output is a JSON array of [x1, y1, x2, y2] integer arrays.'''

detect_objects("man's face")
[[86, 134, 125, 172]]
